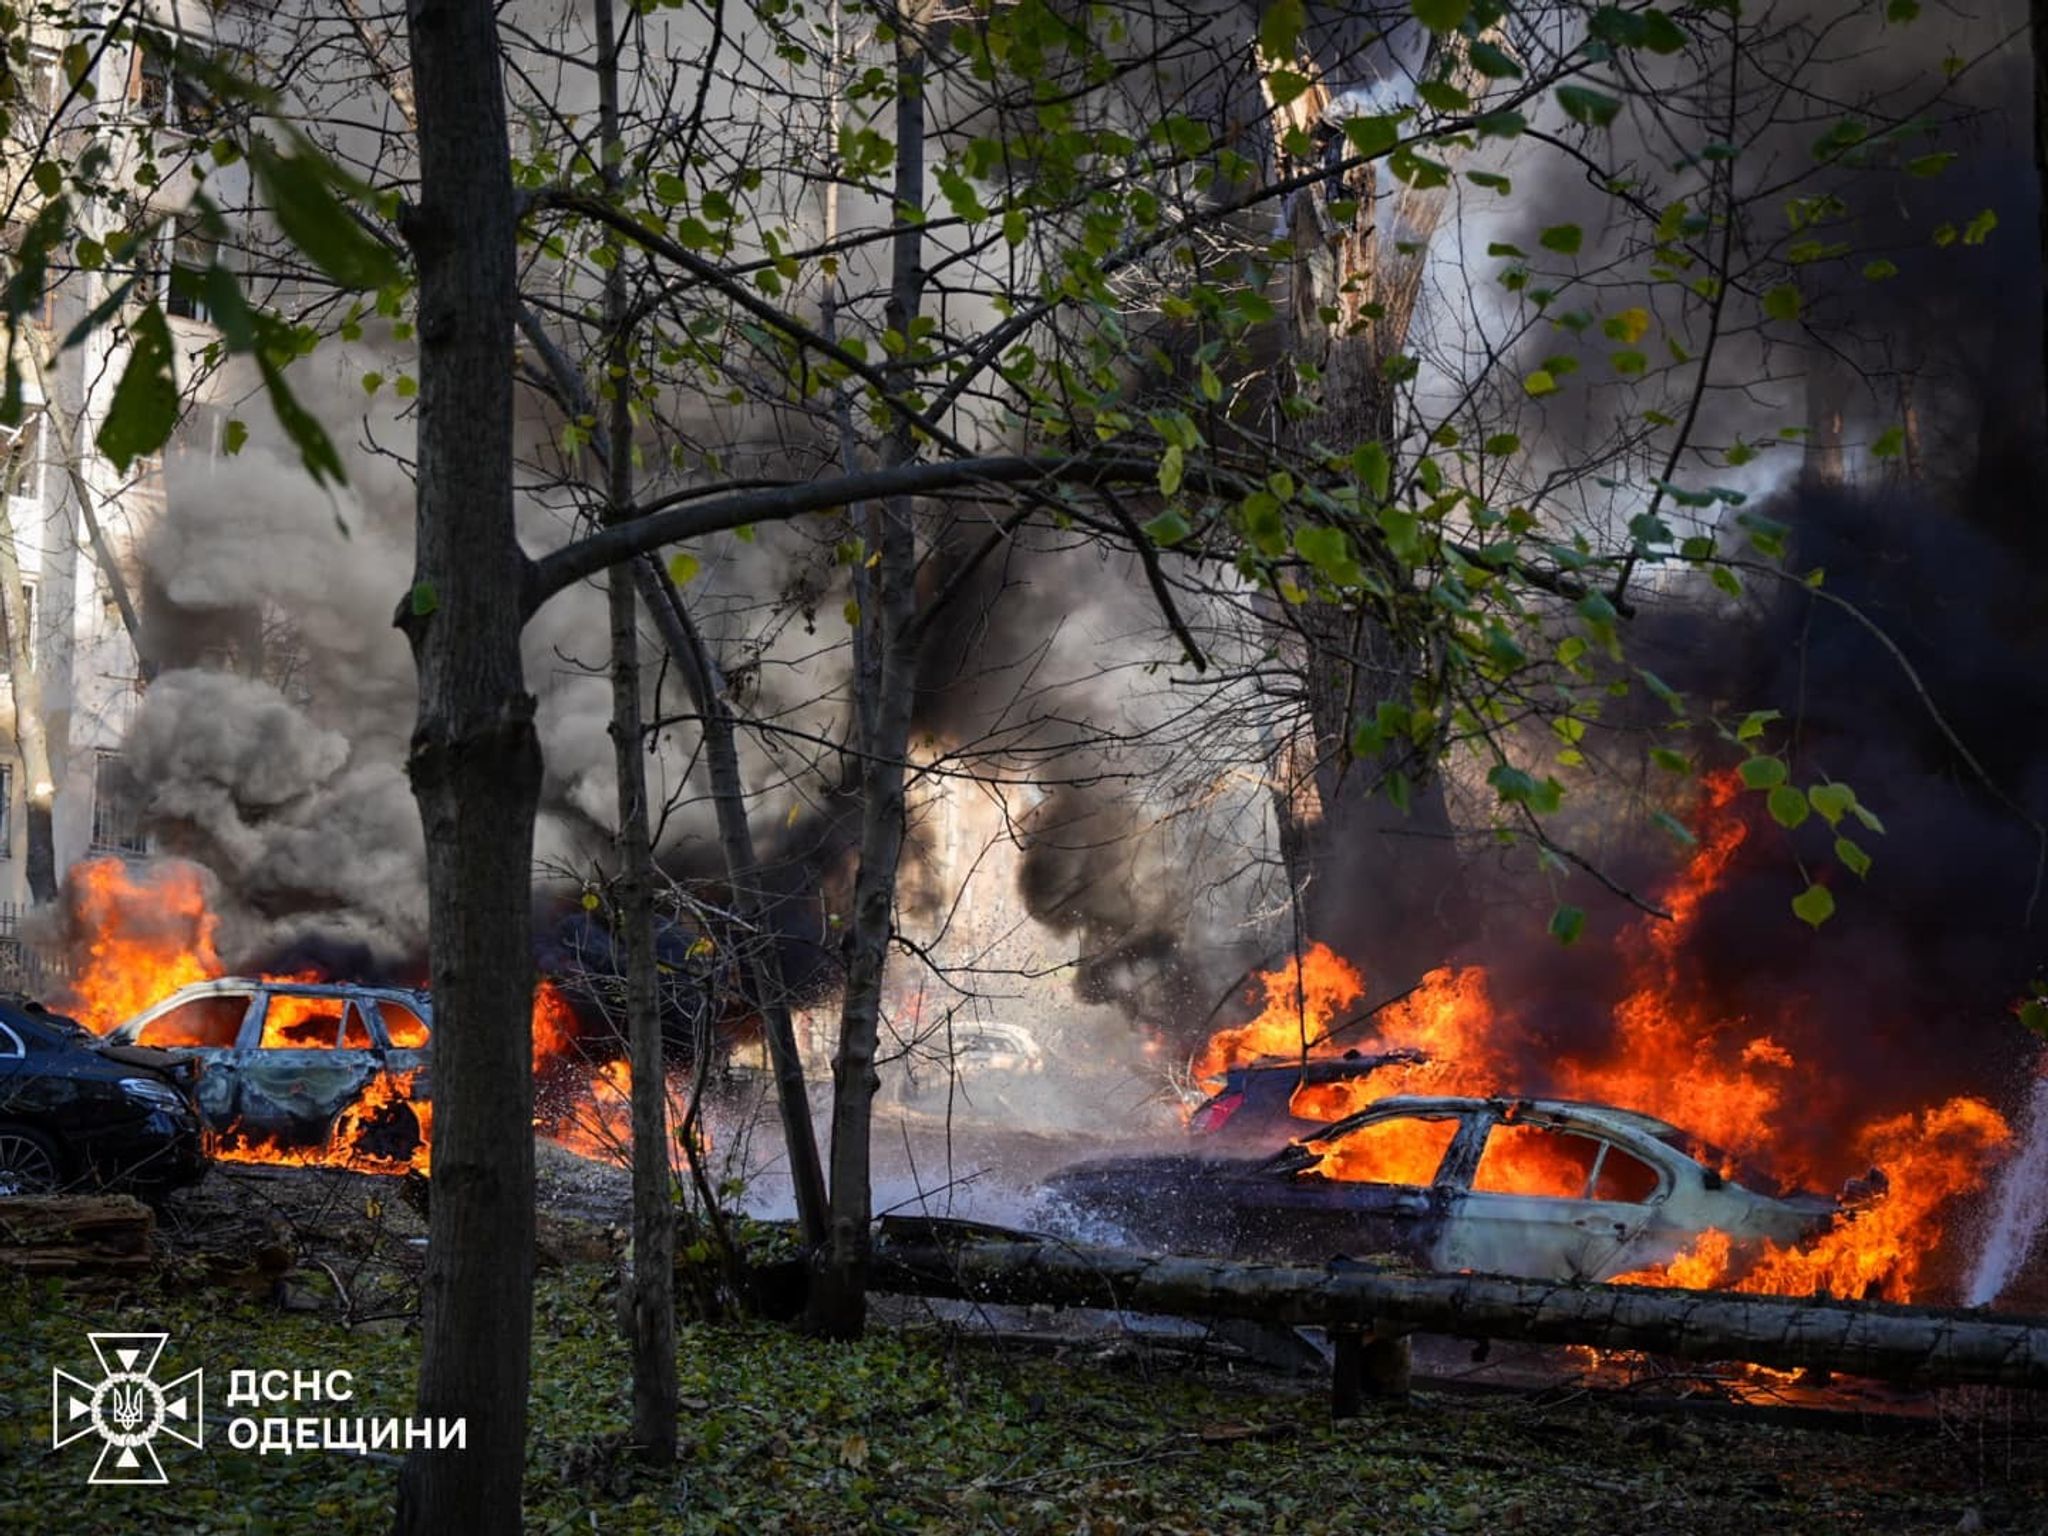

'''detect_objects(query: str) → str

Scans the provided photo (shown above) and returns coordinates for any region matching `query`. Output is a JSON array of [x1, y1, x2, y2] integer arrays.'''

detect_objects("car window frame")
[[130, 988, 260, 1051], [1469, 1111, 1674, 1207], [246, 988, 357, 1052], [0, 1019, 22, 1058], [1299, 1105, 1477, 1188], [370, 996, 431, 1050]]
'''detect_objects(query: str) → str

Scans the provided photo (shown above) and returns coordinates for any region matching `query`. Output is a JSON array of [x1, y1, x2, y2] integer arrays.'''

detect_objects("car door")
[[368, 996, 431, 1093], [227, 991, 383, 1144], [1235, 1109, 1473, 1267], [1440, 1115, 1669, 1280], [122, 990, 258, 1125]]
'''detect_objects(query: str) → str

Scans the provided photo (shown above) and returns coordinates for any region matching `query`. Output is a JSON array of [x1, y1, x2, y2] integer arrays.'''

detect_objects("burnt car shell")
[[0, 1000, 207, 1196], [1045, 1094, 1840, 1283], [106, 980, 432, 1152], [1188, 1048, 1428, 1142]]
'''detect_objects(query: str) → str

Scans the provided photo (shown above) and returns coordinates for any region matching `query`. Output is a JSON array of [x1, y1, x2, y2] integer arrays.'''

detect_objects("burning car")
[[1188, 1048, 1428, 1142], [1044, 1094, 1841, 1284], [0, 998, 208, 1196], [104, 979, 432, 1169]]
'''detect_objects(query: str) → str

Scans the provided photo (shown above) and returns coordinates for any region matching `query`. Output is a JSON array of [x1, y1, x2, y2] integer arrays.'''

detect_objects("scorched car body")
[[1046, 1094, 1841, 1283], [105, 979, 431, 1150]]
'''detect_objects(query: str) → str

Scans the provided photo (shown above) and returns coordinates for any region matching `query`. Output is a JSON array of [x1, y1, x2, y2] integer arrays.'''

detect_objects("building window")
[[91, 751, 149, 855], [1, 415, 43, 504], [165, 225, 217, 321], [127, 36, 224, 135]]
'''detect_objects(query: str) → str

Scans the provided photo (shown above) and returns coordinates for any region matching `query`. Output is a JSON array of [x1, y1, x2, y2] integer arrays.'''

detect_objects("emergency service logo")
[[51, 1331, 205, 1484]]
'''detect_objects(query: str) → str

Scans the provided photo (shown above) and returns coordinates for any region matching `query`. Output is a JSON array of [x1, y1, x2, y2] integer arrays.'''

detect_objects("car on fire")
[[1044, 1094, 1843, 1283], [104, 979, 432, 1157], [1187, 1048, 1428, 1142], [0, 997, 208, 1197]]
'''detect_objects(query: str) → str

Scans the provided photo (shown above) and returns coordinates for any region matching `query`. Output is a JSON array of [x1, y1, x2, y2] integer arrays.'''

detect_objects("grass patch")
[[2, 1264, 2040, 1533]]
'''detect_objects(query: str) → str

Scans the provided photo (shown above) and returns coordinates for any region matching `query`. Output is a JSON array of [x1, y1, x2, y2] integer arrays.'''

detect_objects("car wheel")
[[0, 1124, 62, 1197]]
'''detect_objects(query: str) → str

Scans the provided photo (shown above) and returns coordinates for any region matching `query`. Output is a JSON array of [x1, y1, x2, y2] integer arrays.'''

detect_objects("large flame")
[[1194, 773, 2013, 1302], [51, 857, 680, 1175]]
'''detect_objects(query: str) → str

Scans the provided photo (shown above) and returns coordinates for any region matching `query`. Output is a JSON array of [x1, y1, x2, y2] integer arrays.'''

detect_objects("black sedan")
[[0, 999, 208, 1197]]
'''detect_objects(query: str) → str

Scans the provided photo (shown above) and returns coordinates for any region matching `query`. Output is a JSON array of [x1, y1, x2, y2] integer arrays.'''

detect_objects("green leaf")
[[1548, 904, 1586, 946], [1808, 783, 1854, 825], [1483, 433, 1520, 455], [409, 581, 440, 617], [223, 418, 248, 455], [667, 551, 702, 586], [1640, 11, 1688, 52], [1650, 747, 1690, 773], [1258, 0, 1307, 61], [1862, 258, 1899, 280], [1556, 86, 1621, 128], [1851, 801, 1886, 835], [1143, 509, 1191, 545], [1653, 809, 1697, 845], [1738, 754, 1788, 789], [1353, 441, 1390, 500], [1539, 224, 1583, 255], [2019, 999, 2048, 1040], [1870, 425, 1906, 460], [95, 305, 179, 471], [1342, 115, 1400, 158], [1417, 80, 1469, 113], [1158, 443, 1185, 497], [1834, 835, 1872, 878], [1763, 283, 1802, 322], [1523, 368, 1559, 398], [1792, 882, 1836, 929], [1469, 40, 1523, 78], [246, 137, 403, 291], [1411, 0, 1469, 31], [1766, 784, 1809, 829], [1735, 708, 1779, 742]]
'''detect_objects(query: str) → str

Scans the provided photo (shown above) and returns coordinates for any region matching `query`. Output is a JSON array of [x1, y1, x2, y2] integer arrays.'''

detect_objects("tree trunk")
[[592, 0, 676, 1464], [0, 486, 57, 902], [636, 560, 830, 1250], [869, 1223, 2048, 1388], [390, 3, 537, 1533], [804, 26, 926, 1341], [2036, 0, 2048, 412], [1260, 45, 1467, 986], [0, 1193, 154, 1274]]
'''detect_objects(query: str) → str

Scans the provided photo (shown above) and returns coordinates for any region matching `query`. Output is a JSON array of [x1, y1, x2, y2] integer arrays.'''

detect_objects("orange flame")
[[51, 857, 637, 1175], [1193, 772, 2013, 1301]]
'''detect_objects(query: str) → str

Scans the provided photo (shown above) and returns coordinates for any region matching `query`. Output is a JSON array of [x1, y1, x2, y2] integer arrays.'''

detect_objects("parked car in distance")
[[105, 979, 432, 1153], [887, 1020, 1049, 1119], [1045, 1094, 1841, 1284], [0, 997, 208, 1197]]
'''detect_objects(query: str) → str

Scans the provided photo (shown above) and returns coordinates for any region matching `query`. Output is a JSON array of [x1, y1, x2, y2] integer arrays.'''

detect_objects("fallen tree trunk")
[[870, 1218, 2048, 1389], [0, 1195, 156, 1274]]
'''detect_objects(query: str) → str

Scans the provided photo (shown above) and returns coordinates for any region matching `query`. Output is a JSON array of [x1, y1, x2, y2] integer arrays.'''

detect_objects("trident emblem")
[[52, 1332, 204, 1484]]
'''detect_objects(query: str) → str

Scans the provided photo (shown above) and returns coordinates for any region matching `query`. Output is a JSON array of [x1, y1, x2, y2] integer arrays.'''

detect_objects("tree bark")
[[0, 1193, 154, 1273], [804, 25, 927, 1341], [636, 560, 830, 1250], [2036, 0, 2048, 412], [1260, 44, 1468, 986], [390, 4, 538, 1533], [0, 476, 58, 902], [870, 1223, 2048, 1388], [594, 0, 676, 1464]]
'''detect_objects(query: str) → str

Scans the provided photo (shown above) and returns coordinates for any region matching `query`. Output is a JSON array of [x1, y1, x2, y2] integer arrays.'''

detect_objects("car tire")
[[0, 1122, 64, 1197]]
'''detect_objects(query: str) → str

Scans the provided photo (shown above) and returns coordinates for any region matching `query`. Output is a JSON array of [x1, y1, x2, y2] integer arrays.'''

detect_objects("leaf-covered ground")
[[2, 1264, 2041, 1534]]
